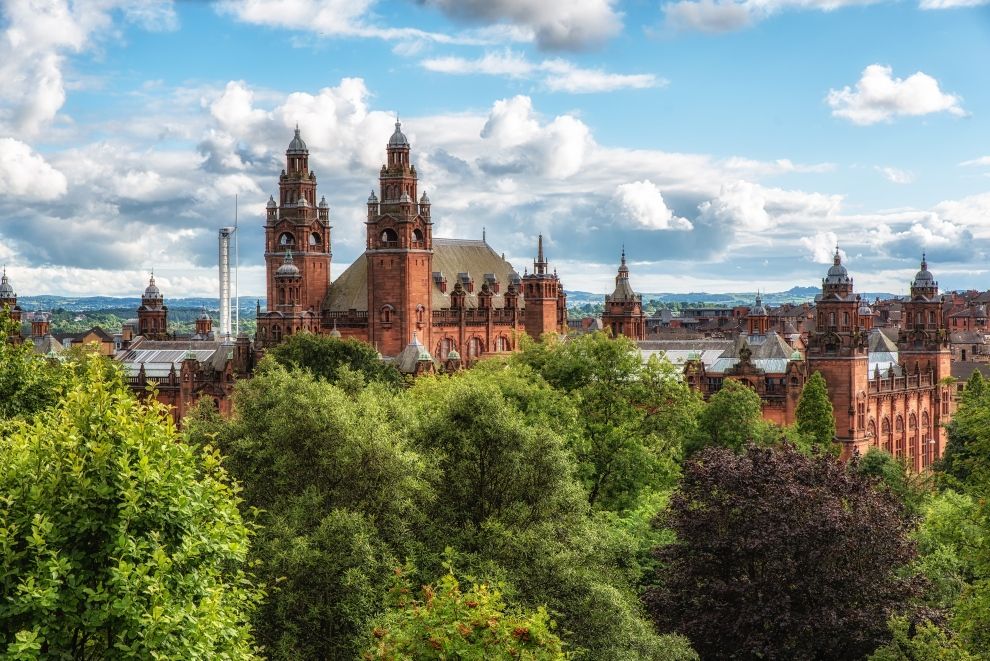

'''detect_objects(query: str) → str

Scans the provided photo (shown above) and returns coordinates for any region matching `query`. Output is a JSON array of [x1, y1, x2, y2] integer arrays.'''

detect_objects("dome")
[[275, 250, 300, 277], [144, 274, 162, 298], [824, 247, 850, 285], [858, 302, 873, 316], [447, 348, 461, 361], [198, 309, 210, 321], [368, 190, 378, 203], [388, 120, 409, 147], [0, 269, 14, 299], [297, 196, 308, 207], [319, 195, 329, 209], [913, 254, 935, 287], [420, 191, 430, 204], [287, 125, 308, 153], [267, 195, 277, 209], [750, 293, 768, 316], [329, 326, 342, 339]]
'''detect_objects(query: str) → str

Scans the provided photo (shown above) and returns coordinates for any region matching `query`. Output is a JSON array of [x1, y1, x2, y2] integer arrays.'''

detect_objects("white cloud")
[[422, 0, 623, 50], [0, 0, 175, 136], [960, 156, 990, 167], [698, 181, 772, 231], [800, 231, 842, 264], [920, 0, 990, 8], [662, 0, 879, 33], [827, 64, 966, 125], [876, 166, 916, 184], [614, 180, 693, 230], [0, 138, 67, 199], [420, 49, 662, 93]]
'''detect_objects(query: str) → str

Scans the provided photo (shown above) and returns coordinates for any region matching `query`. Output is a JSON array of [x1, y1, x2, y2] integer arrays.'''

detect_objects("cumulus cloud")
[[800, 231, 842, 264], [421, 49, 662, 93], [613, 180, 693, 230], [421, 0, 623, 51], [827, 64, 966, 125], [876, 166, 916, 184], [698, 181, 772, 231], [0, 138, 67, 199], [0, 0, 175, 136]]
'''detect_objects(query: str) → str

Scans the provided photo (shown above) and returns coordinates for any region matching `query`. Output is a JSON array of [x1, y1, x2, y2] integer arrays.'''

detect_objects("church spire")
[[534, 234, 548, 275]]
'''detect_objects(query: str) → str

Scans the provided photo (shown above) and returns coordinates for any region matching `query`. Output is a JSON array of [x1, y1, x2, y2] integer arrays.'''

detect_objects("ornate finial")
[[833, 244, 841, 265], [149, 269, 155, 285], [284, 249, 293, 263], [921, 252, 927, 270], [483, 226, 486, 242]]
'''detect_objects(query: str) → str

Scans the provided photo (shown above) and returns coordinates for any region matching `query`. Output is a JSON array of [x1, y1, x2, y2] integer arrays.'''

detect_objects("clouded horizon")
[[0, 0, 988, 299]]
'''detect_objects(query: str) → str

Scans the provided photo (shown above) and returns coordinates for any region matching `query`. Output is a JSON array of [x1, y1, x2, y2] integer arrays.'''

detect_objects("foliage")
[[267, 331, 404, 388], [936, 371, 990, 491], [0, 355, 261, 658], [0, 309, 71, 421], [184, 358, 432, 660], [858, 447, 931, 517], [795, 370, 837, 451], [911, 490, 984, 611], [868, 616, 978, 661], [515, 332, 698, 510], [689, 378, 768, 454], [647, 443, 921, 660], [362, 562, 568, 660]]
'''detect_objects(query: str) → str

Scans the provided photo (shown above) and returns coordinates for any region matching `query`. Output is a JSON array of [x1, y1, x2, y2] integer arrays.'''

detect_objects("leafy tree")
[[515, 333, 696, 510], [690, 378, 767, 454], [0, 310, 70, 421], [267, 331, 404, 388], [184, 359, 432, 660], [647, 443, 920, 659], [406, 368, 695, 661], [936, 371, 990, 490], [0, 355, 261, 658], [362, 563, 567, 660], [795, 370, 836, 450], [857, 447, 931, 517], [868, 616, 977, 661]]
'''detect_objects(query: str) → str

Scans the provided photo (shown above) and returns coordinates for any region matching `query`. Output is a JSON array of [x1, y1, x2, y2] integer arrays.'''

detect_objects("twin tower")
[[256, 123, 568, 360]]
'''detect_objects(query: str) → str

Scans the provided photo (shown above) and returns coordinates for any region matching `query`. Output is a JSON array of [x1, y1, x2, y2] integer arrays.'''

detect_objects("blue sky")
[[0, 0, 988, 298]]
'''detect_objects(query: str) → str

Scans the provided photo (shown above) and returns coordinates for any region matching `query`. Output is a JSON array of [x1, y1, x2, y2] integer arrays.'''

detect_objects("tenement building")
[[255, 123, 568, 363]]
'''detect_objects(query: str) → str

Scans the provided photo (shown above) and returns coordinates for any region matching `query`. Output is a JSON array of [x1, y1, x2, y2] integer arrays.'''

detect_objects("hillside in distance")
[[565, 286, 900, 308]]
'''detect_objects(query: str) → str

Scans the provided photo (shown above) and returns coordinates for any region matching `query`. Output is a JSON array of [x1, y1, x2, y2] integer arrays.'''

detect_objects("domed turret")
[[751, 293, 768, 316], [388, 120, 409, 147], [275, 250, 301, 277], [368, 190, 378, 204], [420, 191, 430, 204], [287, 124, 308, 153], [0, 267, 14, 302], [319, 195, 329, 209], [144, 273, 162, 300], [266, 195, 277, 209]]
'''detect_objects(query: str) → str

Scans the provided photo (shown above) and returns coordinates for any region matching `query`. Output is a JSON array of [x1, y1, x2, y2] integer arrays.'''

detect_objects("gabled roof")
[[323, 238, 525, 312]]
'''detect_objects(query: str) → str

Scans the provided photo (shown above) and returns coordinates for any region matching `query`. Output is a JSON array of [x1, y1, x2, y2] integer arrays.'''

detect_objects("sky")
[[0, 0, 988, 298]]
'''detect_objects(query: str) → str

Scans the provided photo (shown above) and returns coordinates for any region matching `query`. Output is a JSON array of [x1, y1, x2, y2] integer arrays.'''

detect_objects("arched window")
[[309, 232, 321, 246], [381, 305, 394, 324], [436, 337, 456, 360], [882, 418, 891, 452], [829, 312, 836, 327], [412, 228, 424, 244], [496, 335, 510, 352], [380, 228, 398, 247], [895, 416, 905, 458], [868, 419, 877, 446], [917, 311, 923, 325], [929, 311, 936, 325], [272, 325, 282, 343], [467, 337, 483, 359], [279, 232, 294, 246], [843, 311, 849, 327]]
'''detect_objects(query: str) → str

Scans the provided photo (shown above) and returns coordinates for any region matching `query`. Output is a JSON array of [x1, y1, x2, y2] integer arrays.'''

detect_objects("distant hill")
[[565, 286, 899, 308], [17, 296, 263, 315]]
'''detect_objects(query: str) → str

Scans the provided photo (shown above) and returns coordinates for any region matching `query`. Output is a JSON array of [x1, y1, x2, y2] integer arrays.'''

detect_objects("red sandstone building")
[[255, 123, 568, 364]]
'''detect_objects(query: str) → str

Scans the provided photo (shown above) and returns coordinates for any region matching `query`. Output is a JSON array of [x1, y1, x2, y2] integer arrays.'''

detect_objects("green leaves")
[[0, 354, 262, 658]]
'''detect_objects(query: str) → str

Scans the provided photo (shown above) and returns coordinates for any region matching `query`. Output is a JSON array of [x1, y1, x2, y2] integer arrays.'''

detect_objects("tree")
[[795, 371, 836, 450], [868, 617, 977, 661], [647, 443, 921, 659], [857, 447, 931, 517], [0, 355, 261, 658], [514, 333, 696, 510], [936, 371, 990, 491], [267, 331, 404, 388], [362, 563, 567, 660], [0, 310, 70, 421], [690, 379, 767, 454], [184, 359, 432, 660]]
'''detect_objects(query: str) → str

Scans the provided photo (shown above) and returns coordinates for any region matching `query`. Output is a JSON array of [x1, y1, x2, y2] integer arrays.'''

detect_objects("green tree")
[[185, 359, 432, 660], [690, 379, 767, 454], [868, 616, 977, 661], [363, 563, 568, 660], [857, 447, 931, 517], [936, 371, 990, 490], [795, 371, 836, 450], [0, 355, 261, 658], [0, 309, 70, 421], [268, 331, 404, 388], [514, 333, 696, 510]]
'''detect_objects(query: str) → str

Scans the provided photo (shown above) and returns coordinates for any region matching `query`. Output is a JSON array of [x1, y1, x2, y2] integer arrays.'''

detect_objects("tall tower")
[[523, 235, 566, 340], [746, 293, 771, 335], [806, 248, 869, 455], [602, 248, 645, 340], [256, 126, 333, 348], [219, 227, 234, 338], [0, 267, 21, 341], [137, 273, 168, 340], [365, 120, 434, 357], [898, 255, 952, 460], [264, 126, 332, 315]]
